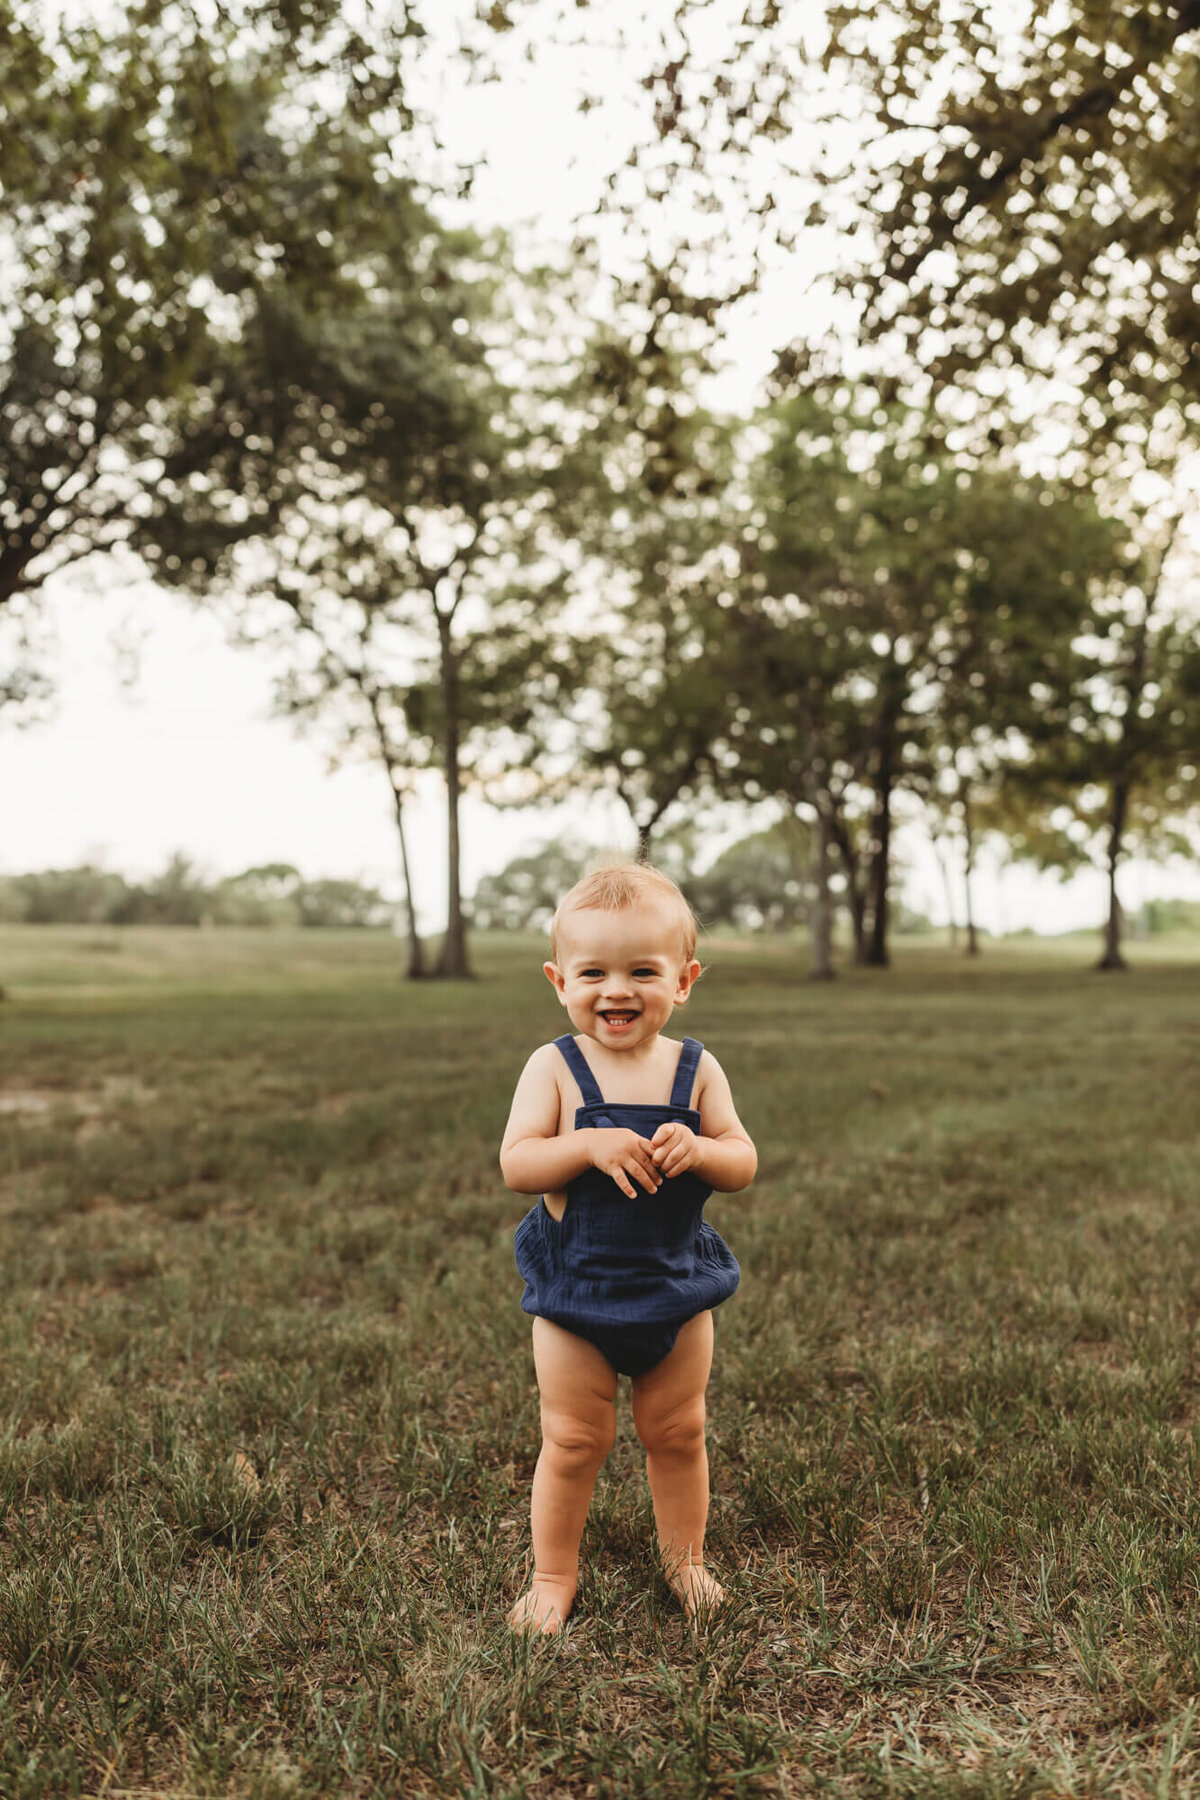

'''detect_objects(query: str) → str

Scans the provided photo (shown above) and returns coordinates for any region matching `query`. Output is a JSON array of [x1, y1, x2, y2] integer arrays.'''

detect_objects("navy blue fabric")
[[514, 1035, 740, 1377]]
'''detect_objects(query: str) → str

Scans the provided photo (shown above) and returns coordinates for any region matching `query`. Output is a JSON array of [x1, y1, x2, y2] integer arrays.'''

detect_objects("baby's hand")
[[650, 1121, 701, 1179], [589, 1128, 662, 1198]]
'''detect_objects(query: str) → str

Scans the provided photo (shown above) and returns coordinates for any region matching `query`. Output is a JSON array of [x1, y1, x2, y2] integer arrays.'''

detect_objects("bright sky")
[[4, 0, 1198, 938]]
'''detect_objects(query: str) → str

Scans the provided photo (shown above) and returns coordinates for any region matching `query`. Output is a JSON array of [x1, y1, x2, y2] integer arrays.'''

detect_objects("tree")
[[799, 2, 1200, 951], [729, 387, 1129, 970], [917, 466, 1129, 957], [732, 389, 970, 971], [109, 852, 208, 926], [64, 1, 578, 981], [0, 0, 426, 669], [995, 511, 1200, 970], [148, 235, 577, 979], [574, 581, 737, 866], [687, 819, 815, 935], [251, 596, 427, 971], [471, 840, 590, 934], [1083, 520, 1200, 970], [546, 281, 746, 863], [813, 0, 1200, 454]]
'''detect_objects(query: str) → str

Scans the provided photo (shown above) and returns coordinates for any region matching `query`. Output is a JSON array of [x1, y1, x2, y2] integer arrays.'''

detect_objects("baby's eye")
[[633, 968, 658, 979], [581, 968, 604, 979]]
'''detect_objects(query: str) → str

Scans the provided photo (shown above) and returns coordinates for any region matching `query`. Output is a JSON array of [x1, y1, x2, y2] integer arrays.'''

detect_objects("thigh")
[[630, 1311, 714, 1434], [532, 1317, 619, 1425]]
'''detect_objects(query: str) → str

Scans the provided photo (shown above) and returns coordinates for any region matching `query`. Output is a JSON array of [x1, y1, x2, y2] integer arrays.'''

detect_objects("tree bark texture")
[[1094, 532, 1172, 972], [866, 706, 895, 968], [961, 783, 980, 957], [435, 614, 472, 979], [932, 832, 959, 949], [364, 683, 426, 980], [809, 802, 835, 981], [829, 807, 868, 964], [1097, 775, 1130, 971], [392, 783, 426, 980]]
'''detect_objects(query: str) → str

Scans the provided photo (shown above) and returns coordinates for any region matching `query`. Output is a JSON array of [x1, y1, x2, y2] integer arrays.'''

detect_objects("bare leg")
[[509, 1317, 618, 1636], [631, 1311, 724, 1621]]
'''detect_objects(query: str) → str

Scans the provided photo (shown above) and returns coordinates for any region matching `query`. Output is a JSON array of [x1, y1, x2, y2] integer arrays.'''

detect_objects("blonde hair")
[[549, 859, 698, 965]]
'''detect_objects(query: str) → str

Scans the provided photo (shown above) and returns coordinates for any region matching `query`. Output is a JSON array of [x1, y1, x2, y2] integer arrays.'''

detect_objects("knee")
[[635, 1395, 707, 1458], [541, 1405, 615, 1471]]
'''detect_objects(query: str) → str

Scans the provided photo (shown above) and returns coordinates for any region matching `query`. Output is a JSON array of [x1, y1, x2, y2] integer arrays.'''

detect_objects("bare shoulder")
[[694, 1047, 733, 1097], [693, 1047, 753, 1143], [502, 1040, 567, 1144], [516, 1039, 568, 1090]]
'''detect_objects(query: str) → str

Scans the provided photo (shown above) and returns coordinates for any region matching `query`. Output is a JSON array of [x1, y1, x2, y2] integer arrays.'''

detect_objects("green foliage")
[[549, 285, 745, 853], [5, 0, 1199, 973], [470, 818, 938, 942], [726, 387, 1130, 962], [1138, 897, 1200, 936], [689, 820, 815, 934], [130, 138, 582, 973], [470, 839, 589, 934], [0, 864, 132, 926], [0, 858, 389, 927], [811, 0, 1200, 453], [0, 0, 427, 636]]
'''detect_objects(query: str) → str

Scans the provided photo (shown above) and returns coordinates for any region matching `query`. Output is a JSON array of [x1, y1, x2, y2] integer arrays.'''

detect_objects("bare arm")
[[651, 1049, 757, 1192], [500, 1043, 662, 1199]]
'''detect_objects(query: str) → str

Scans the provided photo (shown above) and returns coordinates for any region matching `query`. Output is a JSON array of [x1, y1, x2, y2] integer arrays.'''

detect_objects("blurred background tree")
[[0, 0, 425, 678], [0, 857, 388, 927], [137, 233, 578, 980], [470, 840, 589, 936], [813, 0, 1200, 459]]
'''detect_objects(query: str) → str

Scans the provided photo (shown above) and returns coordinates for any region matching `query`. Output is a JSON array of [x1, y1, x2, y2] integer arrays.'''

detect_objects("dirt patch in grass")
[[0, 1074, 157, 1120]]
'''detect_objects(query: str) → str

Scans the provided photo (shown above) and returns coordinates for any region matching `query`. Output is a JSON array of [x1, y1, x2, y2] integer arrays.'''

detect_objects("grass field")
[[3, 923, 1200, 1798]]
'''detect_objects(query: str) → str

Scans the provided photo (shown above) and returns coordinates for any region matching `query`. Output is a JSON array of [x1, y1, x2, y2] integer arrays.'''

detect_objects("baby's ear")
[[544, 961, 566, 998], [674, 958, 702, 1003]]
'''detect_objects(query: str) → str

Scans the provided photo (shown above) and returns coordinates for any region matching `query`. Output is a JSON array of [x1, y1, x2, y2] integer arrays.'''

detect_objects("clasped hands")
[[589, 1122, 700, 1198]]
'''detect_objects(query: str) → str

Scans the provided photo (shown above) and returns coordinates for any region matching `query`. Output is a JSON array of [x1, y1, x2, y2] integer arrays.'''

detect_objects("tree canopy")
[[1, 0, 427, 628]]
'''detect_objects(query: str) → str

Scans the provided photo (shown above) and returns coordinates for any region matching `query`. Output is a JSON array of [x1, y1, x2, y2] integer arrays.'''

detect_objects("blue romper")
[[513, 1034, 740, 1378]]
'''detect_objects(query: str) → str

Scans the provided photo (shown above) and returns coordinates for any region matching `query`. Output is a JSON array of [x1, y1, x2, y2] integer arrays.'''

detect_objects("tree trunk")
[[391, 781, 425, 980], [435, 617, 472, 980], [1096, 775, 1130, 971], [962, 783, 980, 957], [362, 678, 425, 980], [1093, 535, 1171, 972], [635, 822, 653, 864], [809, 802, 835, 981], [932, 830, 958, 949], [826, 804, 868, 964], [866, 717, 894, 968]]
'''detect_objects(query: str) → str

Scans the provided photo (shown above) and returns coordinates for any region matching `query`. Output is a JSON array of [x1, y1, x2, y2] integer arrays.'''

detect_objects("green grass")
[[3, 923, 1200, 1797]]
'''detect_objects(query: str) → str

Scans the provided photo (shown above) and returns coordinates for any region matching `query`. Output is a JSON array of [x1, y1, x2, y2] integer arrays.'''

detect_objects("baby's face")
[[545, 900, 700, 1050]]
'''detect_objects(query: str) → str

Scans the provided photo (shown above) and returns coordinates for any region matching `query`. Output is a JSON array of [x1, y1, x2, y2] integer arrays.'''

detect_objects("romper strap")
[[554, 1034, 605, 1107], [670, 1037, 704, 1109]]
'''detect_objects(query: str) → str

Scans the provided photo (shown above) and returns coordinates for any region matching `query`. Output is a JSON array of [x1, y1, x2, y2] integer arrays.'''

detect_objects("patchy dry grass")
[[2, 924, 1200, 1796]]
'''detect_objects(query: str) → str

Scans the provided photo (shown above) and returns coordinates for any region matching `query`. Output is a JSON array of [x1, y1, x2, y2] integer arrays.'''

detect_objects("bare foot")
[[665, 1560, 726, 1625], [508, 1576, 576, 1636]]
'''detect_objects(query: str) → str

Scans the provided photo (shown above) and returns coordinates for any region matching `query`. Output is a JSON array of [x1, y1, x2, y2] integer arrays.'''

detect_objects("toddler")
[[500, 861, 757, 1635]]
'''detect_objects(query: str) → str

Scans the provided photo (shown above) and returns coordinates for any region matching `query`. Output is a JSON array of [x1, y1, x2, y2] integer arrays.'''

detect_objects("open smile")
[[599, 1010, 639, 1029]]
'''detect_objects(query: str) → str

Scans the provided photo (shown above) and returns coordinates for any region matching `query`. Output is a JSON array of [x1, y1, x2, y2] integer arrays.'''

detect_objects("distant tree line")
[[0, 857, 389, 928], [6, 837, 1197, 940], [3, 2, 1200, 980], [472, 826, 940, 940]]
